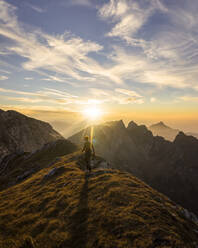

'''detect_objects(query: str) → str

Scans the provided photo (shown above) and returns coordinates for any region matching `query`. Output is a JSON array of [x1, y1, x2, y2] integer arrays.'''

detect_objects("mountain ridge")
[[69, 120, 198, 215], [1, 151, 198, 248]]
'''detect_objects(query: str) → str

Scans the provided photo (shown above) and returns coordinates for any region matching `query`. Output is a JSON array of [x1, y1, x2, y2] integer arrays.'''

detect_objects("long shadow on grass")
[[60, 173, 89, 248]]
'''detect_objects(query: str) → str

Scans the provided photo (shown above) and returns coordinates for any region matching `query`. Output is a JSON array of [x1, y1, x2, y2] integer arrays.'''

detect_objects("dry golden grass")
[[0, 152, 198, 248]]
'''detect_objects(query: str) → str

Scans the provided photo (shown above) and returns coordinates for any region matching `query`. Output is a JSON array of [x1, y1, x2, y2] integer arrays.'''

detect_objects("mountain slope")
[[0, 109, 64, 160], [149, 121, 180, 141], [69, 120, 198, 215], [0, 139, 78, 191], [187, 132, 198, 139], [0, 152, 198, 248]]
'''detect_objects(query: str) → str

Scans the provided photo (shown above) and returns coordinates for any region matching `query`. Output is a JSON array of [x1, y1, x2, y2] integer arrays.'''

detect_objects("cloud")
[[0, 86, 108, 107], [115, 88, 142, 98], [43, 88, 77, 99], [0, 1, 113, 85], [0, 87, 41, 96], [0, 0, 130, 87], [150, 97, 156, 103], [90, 87, 144, 105], [41, 75, 69, 83], [179, 96, 198, 102], [99, 0, 167, 44], [67, 0, 93, 7], [0, 88, 78, 100], [0, 69, 11, 74], [114, 88, 144, 104], [1, 0, 198, 105], [24, 77, 33, 80], [0, 75, 8, 80], [25, 3, 45, 13], [98, 0, 198, 91]]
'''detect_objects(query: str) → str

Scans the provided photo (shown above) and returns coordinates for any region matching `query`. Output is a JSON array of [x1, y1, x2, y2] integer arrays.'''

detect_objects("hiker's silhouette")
[[82, 136, 95, 172]]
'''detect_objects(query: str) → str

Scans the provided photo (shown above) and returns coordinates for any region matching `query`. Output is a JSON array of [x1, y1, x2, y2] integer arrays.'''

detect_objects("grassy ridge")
[[0, 153, 198, 247], [0, 139, 77, 191]]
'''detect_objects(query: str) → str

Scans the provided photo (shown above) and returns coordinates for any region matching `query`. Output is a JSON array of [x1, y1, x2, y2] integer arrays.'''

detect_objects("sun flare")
[[83, 107, 102, 120]]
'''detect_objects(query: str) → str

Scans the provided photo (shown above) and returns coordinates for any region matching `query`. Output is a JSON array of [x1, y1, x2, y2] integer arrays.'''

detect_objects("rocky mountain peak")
[[150, 121, 169, 129], [127, 120, 138, 129], [127, 121, 153, 146], [149, 121, 180, 141], [106, 119, 125, 130], [0, 109, 64, 160], [173, 131, 198, 165], [174, 131, 197, 145]]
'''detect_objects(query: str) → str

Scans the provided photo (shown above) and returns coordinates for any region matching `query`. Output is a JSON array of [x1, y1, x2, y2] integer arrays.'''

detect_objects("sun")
[[83, 106, 102, 120]]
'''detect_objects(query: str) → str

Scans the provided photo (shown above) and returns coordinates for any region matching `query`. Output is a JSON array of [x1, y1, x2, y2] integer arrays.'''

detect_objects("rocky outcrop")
[[0, 109, 64, 160], [69, 120, 198, 215]]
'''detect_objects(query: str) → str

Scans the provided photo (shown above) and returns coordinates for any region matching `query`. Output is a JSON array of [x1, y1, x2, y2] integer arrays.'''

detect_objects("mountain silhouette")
[[69, 120, 198, 214], [1, 149, 198, 248], [0, 109, 64, 161], [149, 121, 180, 141]]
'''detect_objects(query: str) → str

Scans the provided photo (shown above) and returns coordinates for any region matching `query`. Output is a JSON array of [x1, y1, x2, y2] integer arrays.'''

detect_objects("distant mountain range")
[[149, 121, 198, 141], [0, 109, 63, 161], [69, 120, 198, 215]]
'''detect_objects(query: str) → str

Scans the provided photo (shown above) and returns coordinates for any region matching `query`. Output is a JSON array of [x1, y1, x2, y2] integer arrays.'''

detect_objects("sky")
[[0, 0, 198, 136]]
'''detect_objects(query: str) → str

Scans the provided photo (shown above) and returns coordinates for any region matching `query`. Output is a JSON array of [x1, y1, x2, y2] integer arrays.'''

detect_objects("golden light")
[[83, 106, 102, 120]]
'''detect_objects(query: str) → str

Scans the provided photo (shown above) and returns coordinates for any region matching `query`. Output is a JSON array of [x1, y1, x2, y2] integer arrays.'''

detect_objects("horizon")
[[0, 107, 196, 139], [0, 0, 198, 134]]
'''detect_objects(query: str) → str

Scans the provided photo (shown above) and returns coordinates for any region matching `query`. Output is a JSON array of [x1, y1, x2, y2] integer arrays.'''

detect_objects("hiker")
[[82, 136, 95, 172]]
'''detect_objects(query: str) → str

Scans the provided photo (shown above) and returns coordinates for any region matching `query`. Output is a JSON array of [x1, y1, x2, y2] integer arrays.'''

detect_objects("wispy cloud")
[[1, 0, 198, 106], [150, 97, 156, 103], [0, 69, 11, 74], [41, 75, 69, 83], [90, 87, 144, 105], [179, 96, 198, 102], [67, 0, 93, 7], [0, 75, 8, 80], [24, 77, 33, 80], [0, 87, 42, 96], [0, 85, 144, 107], [27, 4, 45, 13], [115, 88, 142, 98], [98, 0, 198, 91], [99, 0, 167, 44], [0, 1, 111, 85]]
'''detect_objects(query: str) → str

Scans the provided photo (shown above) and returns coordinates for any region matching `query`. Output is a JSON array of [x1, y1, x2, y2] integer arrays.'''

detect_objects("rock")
[[181, 208, 198, 224], [0, 109, 64, 160], [16, 169, 35, 182], [43, 166, 65, 181]]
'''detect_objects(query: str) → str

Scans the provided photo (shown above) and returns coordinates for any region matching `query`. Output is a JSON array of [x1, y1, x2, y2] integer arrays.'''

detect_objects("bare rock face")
[[0, 109, 64, 160]]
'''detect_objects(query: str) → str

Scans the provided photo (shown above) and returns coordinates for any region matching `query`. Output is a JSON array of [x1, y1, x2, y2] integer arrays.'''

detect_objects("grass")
[[0, 152, 198, 247]]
